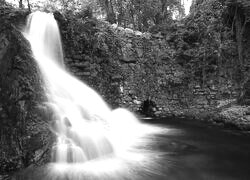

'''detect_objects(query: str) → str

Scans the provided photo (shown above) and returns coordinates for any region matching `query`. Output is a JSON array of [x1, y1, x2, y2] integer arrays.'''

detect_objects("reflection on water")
[[15, 123, 169, 180], [15, 118, 250, 180]]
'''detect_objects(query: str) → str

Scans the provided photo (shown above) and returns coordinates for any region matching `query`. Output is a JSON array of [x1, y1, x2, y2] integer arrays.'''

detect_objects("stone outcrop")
[[239, 79, 250, 105], [53, 12, 250, 130], [56, 15, 239, 117], [0, 6, 54, 174]]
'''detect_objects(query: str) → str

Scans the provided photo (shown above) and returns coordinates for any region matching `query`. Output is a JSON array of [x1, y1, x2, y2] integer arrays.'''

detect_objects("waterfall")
[[23, 11, 148, 164], [24, 11, 115, 163]]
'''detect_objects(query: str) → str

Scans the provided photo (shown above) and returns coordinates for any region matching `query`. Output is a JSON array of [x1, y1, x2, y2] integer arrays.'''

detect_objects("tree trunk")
[[160, 0, 167, 21], [117, 1, 124, 26], [27, 0, 31, 12], [234, 6, 247, 99], [104, 0, 116, 24], [19, 0, 23, 8], [235, 6, 246, 67], [202, 49, 206, 87]]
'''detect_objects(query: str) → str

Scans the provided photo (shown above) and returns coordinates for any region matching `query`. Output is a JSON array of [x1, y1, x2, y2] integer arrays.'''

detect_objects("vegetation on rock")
[[1, 0, 250, 175], [0, 5, 54, 174]]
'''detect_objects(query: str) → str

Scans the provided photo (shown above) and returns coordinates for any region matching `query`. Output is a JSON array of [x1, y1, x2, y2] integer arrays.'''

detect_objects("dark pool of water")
[[13, 117, 250, 180], [143, 118, 250, 180]]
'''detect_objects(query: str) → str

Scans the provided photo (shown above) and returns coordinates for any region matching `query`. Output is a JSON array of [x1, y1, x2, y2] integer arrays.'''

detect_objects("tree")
[[19, 0, 23, 8], [95, 0, 184, 31], [97, 0, 116, 23], [171, 0, 238, 88], [15, 0, 183, 32], [27, 0, 31, 11]]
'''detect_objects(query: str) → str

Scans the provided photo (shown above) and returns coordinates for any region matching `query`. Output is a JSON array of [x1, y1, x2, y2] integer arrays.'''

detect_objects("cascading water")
[[23, 11, 164, 179], [24, 11, 116, 163], [15, 11, 250, 180]]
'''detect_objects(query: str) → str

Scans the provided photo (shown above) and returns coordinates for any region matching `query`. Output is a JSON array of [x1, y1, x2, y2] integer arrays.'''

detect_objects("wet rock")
[[239, 79, 250, 105], [0, 8, 54, 173], [133, 100, 142, 105], [82, 72, 91, 76], [73, 54, 82, 60]]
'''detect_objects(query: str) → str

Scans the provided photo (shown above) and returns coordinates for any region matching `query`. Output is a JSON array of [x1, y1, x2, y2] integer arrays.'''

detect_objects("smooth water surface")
[[15, 117, 250, 180], [146, 118, 250, 180]]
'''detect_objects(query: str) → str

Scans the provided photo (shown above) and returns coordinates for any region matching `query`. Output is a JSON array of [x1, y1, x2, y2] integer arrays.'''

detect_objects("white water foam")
[[23, 11, 166, 179]]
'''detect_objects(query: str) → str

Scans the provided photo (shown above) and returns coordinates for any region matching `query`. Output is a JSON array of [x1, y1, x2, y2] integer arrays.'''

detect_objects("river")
[[14, 117, 250, 180]]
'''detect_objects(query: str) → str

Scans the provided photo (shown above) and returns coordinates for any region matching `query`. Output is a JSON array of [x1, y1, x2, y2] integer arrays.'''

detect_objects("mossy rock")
[[0, 8, 54, 174]]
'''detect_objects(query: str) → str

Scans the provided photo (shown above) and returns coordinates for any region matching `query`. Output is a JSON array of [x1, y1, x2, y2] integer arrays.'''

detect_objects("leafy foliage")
[[96, 0, 185, 31], [167, 0, 240, 94], [8, 0, 185, 32]]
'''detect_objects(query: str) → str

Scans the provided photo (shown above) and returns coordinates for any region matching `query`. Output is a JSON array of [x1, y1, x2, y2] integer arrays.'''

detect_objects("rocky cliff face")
[[55, 11, 250, 130], [56, 14, 237, 117], [0, 6, 54, 174]]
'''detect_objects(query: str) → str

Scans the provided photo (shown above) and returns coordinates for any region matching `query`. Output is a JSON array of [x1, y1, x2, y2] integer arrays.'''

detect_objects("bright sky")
[[183, 0, 192, 15]]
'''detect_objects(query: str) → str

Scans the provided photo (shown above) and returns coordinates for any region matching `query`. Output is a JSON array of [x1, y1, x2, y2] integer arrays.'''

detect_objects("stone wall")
[[57, 16, 239, 117], [55, 14, 123, 108], [115, 26, 239, 116]]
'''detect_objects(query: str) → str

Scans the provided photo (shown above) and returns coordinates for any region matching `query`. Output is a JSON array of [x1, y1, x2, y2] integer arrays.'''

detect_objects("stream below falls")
[[14, 117, 250, 180]]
